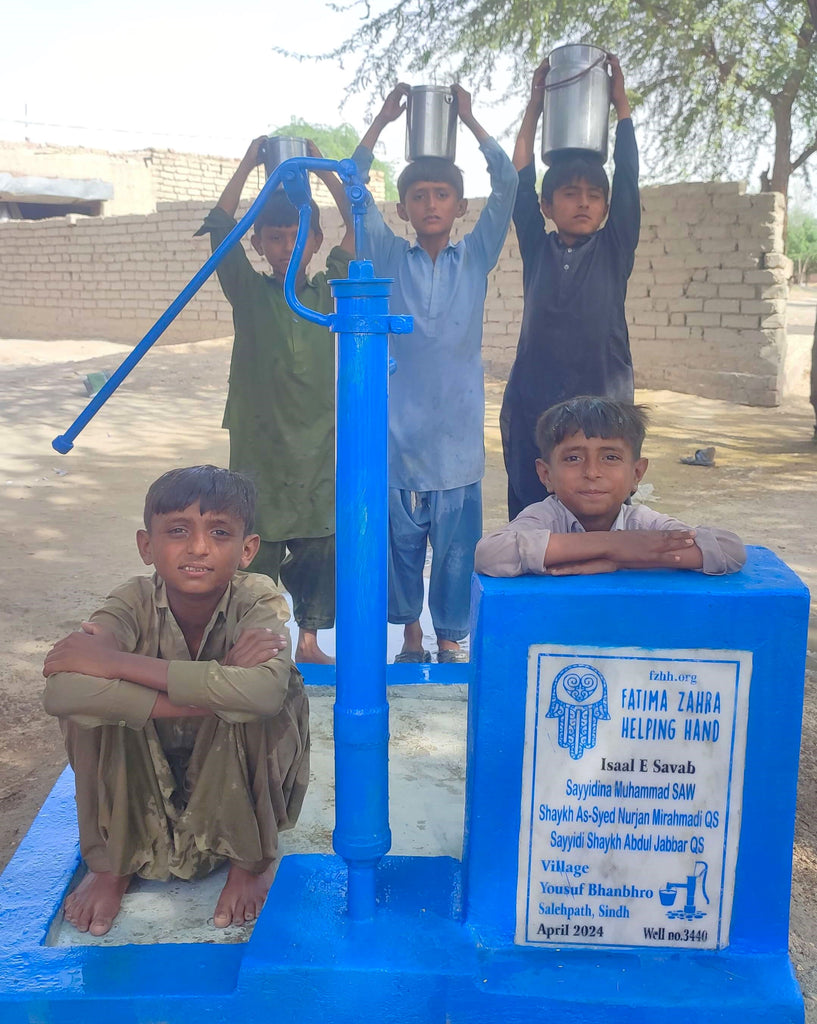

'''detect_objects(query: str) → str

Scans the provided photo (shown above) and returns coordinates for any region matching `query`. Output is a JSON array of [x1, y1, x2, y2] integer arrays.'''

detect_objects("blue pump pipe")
[[51, 155, 412, 920]]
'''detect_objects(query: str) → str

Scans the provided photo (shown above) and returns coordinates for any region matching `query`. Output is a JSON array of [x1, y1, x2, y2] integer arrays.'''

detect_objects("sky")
[[2, 0, 814, 212], [0, 0, 521, 197]]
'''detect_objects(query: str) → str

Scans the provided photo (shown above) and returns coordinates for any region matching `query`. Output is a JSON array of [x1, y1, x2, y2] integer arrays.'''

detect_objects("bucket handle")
[[544, 52, 607, 92]]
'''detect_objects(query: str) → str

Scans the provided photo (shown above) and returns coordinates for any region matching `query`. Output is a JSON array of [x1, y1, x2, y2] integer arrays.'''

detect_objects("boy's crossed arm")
[[544, 529, 701, 576], [476, 523, 706, 578], [43, 623, 289, 723]]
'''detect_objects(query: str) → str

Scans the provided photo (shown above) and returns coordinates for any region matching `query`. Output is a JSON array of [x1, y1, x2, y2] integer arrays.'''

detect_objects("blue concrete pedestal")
[[0, 548, 808, 1022], [0, 786, 804, 1023]]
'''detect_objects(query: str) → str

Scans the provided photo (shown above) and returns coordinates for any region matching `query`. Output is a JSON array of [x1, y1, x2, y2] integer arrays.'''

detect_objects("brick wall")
[[146, 152, 385, 208], [0, 180, 791, 405], [623, 183, 789, 406], [0, 139, 385, 216]]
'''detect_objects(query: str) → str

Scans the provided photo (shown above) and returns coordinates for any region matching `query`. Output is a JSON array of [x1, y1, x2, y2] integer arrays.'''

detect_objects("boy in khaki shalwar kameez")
[[43, 466, 309, 936]]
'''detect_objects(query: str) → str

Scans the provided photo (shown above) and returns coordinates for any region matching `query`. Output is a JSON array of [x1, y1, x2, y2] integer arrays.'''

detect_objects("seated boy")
[[476, 397, 745, 577], [501, 55, 641, 518], [196, 138, 354, 664], [353, 83, 518, 663], [43, 466, 309, 936]]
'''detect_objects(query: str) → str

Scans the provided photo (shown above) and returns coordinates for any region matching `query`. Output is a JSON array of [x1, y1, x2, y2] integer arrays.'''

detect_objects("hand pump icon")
[[660, 861, 710, 921]]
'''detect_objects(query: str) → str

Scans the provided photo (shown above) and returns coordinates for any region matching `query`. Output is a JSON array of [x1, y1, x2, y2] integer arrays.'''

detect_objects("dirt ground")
[[1, 316, 816, 1009]]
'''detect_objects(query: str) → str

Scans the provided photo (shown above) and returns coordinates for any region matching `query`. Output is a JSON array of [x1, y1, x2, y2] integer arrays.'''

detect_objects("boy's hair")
[[143, 466, 257, 535], [536, 397, 649, 461], [253, 189, 322, 237], [397, 157, 464, 202], [541, 153, 610, 204]]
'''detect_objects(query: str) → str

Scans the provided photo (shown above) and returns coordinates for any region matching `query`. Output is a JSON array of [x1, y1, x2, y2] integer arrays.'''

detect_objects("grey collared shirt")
[[475, 495, 746, 577]]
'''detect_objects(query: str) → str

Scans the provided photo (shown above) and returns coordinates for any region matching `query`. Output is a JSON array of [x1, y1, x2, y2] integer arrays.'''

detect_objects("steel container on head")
[[259, 135, 310, 180], [405, 86, 458, 162], [542, 44, 610, 165]]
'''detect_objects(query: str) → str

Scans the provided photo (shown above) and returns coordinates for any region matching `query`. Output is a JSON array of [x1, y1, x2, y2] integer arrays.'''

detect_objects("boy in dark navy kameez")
[[501, 54, 641, 519]]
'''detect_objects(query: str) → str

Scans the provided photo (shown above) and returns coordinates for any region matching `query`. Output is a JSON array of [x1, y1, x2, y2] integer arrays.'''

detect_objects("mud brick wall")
[[0, 140, 384, 216], [477, 182, 790, 407], [624, 183, 789, 406], [0, 179, 790, 405]]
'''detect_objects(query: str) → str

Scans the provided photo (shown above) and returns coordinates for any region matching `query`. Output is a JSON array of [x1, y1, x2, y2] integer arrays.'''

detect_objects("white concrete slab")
[[52, 685, 467, 946]]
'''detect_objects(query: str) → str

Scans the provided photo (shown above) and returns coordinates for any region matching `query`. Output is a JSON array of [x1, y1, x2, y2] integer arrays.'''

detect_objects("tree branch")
[[791, 132, 817, 173]]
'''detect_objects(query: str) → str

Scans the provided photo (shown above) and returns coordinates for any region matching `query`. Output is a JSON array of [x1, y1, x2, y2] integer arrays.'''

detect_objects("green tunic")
[[200, 206, 350, 541]]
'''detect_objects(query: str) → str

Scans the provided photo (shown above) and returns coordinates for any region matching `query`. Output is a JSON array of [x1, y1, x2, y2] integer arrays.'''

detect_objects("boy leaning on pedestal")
[[476, 397, 745, 578]]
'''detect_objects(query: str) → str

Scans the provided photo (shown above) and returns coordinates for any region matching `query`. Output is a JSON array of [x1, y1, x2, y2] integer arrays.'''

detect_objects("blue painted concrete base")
[[0, 768, 804, 1022]]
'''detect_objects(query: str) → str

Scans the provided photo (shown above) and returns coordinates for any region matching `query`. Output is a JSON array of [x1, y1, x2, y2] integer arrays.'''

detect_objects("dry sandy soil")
[[1, 319, 816, 1009]]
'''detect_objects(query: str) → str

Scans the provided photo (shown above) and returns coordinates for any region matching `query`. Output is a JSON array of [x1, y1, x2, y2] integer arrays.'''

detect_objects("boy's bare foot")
[[437, 639, 461, 653], [295, 628, 335, 665], [213, 861, 278, 928], [63, 870, 132, 936]]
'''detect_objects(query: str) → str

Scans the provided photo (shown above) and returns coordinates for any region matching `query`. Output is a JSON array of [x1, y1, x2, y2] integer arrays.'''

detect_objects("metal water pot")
[[542, 44, 610, 165], [405, 86, 458, 161], [258, 135, 309, 179]]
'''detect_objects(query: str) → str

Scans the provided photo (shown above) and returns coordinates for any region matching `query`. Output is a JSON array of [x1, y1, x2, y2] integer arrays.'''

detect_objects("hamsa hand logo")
[[546, 664, 610, 760]]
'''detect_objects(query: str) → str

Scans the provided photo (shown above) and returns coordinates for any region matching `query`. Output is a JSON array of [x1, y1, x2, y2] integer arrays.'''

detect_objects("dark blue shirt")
[[501, 118, 640, 513]]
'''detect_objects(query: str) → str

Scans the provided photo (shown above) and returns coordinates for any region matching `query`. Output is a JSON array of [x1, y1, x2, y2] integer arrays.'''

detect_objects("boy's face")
[[397, 181, 467, 242], [136, 503, 259, 601], [542, 179, 608, 243], [536, 431, 647, 532], [252, 223, 322, 282]]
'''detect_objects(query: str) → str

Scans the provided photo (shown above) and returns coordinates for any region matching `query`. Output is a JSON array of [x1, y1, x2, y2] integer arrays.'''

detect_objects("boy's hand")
[[452, 82, 490, 143], [242, 137, 267, 169], [605, 529, 698, 568], [377, 83, 410, 125], [216, 138, 266, 216], [359, 83, 409, 153], [225, 628, 287, 667], [43, 625, 120, 679], [529, 57, 550, 108], [452, 83, 473, 122], [606, 54, 630, 118]]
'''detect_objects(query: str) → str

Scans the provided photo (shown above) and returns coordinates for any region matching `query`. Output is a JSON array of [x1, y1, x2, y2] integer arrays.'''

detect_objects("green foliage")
[[270, 116, 399, 199], [787, 207, 817, 282], [319, 0, 817, 197]]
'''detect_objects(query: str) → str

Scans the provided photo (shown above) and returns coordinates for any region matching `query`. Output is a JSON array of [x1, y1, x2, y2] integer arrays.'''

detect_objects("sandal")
[[679, 446, 716, 467], [393, 649, 431, 664], [436, 649, 469, 664]]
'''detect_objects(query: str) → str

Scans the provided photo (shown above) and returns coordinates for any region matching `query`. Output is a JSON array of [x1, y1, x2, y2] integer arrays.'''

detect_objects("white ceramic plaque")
[[516, 645, 751, 950]]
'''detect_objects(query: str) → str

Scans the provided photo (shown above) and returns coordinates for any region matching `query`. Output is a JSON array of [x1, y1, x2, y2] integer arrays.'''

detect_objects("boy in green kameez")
[[197, 139, 354, 664]]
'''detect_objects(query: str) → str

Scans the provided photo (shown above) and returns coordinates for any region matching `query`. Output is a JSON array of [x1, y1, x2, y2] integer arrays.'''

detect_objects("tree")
[[787, 208, 817, 283], [322, 0, 817, 204], [270, 117, 398, 199]]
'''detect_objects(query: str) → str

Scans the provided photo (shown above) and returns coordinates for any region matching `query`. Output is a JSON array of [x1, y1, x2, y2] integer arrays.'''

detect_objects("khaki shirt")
[[43, 572, 300, 730]]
